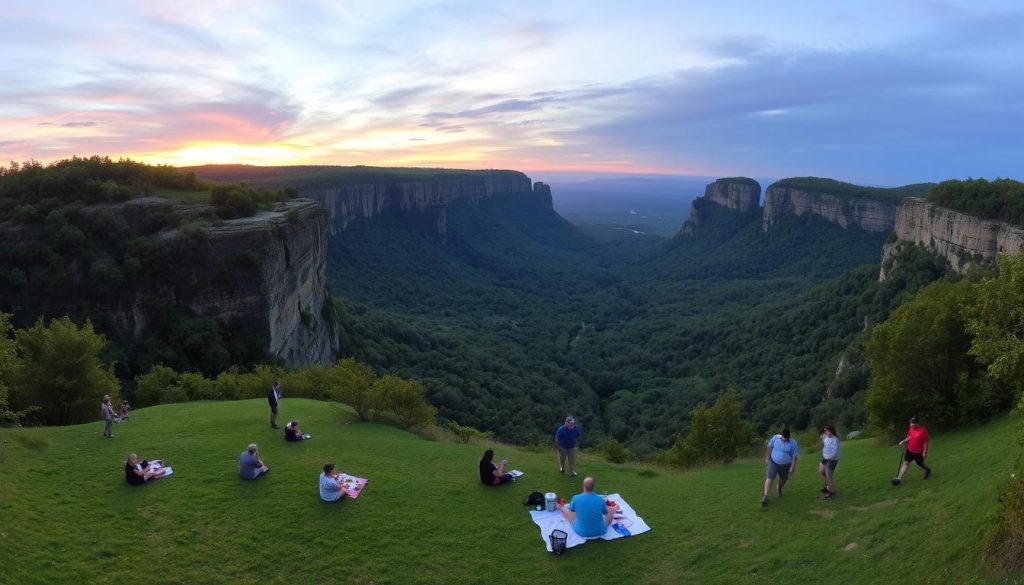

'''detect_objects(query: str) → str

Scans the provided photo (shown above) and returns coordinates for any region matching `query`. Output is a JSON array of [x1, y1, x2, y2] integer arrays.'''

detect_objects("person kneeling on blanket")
[[479, 449, 513, 486], [559, 476, 615, 537]]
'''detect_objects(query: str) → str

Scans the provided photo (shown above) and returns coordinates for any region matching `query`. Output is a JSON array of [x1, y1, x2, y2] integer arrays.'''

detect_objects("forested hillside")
[[326, 185, 939, 452]]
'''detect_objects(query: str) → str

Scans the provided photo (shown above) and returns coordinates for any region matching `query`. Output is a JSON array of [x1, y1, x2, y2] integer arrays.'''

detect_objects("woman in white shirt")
[[818, 425, 840, 498]]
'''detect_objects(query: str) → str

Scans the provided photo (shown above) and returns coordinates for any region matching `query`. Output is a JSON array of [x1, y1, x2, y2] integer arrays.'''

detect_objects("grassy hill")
[[0, 400, 1017, 585]]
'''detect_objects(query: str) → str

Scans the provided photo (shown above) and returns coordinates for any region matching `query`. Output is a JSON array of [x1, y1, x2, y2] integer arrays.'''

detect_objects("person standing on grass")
[[762, 427, 799, 505], [268, 380, 281, 429], [554, 416, 582, 477], [100, 394, 116, 438], [818, 425, 840, 498], [892, 416, 931, 485]]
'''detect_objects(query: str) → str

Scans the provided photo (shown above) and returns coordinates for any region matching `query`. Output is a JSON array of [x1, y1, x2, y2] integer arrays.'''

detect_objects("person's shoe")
[[271, 424, 280, 429], [824, 491, 835, 499], [761, 495, 769, 506], [570, 471, 578, 478], [924, 468, 931, 480], [891, 478, 901, 486], [820, 486, 829, 494], [559, 467, 564, 473]]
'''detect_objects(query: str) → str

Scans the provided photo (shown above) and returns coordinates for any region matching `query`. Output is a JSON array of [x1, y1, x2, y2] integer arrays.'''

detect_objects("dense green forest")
[[769, 176, 935, 203], [927, 177, 1024, 226], [325, 190, 942, 453]]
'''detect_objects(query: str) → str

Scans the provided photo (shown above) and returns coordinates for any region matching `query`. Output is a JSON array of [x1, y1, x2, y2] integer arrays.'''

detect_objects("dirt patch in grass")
[[810, 509, 837, 519]]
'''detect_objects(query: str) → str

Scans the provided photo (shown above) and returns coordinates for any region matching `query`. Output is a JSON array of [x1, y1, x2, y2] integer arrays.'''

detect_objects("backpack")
[[523, 491, 545, 507]]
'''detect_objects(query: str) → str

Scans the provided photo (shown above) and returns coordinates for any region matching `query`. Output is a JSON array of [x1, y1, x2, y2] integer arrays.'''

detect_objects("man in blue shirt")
[[762, 427, 799, 505], [559, 476, 614, 537], [554, 416, 582, 477]]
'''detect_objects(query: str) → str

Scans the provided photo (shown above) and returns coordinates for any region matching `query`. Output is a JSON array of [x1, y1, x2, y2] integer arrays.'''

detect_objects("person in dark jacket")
[[479, 449, 513, 486]]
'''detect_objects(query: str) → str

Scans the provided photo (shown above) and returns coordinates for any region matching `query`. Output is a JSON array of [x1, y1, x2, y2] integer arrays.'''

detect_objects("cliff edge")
[[880, 198, 1024, 280], [680, 177, 761, 236]]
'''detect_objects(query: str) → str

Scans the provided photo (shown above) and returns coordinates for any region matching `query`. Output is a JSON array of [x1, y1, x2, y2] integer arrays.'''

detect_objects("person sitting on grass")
[[285, 420, 310, 441], [558, 476, 615, 538], [478, 449, 513, 486], [124, 453, 166, 485], [319, 463, 350, 502], [239, 443, 269, 480]]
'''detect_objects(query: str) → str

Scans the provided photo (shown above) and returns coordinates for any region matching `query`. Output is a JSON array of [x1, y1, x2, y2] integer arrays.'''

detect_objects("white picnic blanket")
[[528, 493, 651, 552]]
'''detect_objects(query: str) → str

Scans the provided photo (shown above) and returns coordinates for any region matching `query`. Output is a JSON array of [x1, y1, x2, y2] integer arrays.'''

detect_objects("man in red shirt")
[[892, 416, 932, 485]]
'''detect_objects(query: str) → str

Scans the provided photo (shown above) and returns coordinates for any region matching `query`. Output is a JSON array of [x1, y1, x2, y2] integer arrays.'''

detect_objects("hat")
[[910, 416, 919, 424]]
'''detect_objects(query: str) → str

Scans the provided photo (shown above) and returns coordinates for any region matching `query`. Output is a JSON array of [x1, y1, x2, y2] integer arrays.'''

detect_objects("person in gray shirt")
[[239, 443, 269, 480]]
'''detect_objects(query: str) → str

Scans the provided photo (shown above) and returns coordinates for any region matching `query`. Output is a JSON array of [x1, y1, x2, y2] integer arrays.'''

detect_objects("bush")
[[447, 421, 493, 443], [328, 359, 377, 421], [599, 438, 631, 464], [985, 471, 1024, 574], [134, 365, 178, 407], [371, 375, 436, 429]]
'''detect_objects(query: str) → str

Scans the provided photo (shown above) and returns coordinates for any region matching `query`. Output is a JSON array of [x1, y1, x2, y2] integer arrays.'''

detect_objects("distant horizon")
[[3, 1, 1022, 184]]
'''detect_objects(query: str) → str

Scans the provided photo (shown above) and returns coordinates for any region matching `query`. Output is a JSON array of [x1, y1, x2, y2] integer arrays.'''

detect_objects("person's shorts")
[[766, 461, 790, 481], [269, 404, 278, 414], [904, 450, 925, 465], [820, 459, 839, 470]]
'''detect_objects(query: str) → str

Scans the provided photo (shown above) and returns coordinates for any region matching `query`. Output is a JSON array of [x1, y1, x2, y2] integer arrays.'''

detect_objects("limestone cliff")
[[304, 173, 543, 242], [762, 187, 899, 233], [101, 199, 336, 367], [880, 198, 1024, 280], [681, 178, 761, 235]]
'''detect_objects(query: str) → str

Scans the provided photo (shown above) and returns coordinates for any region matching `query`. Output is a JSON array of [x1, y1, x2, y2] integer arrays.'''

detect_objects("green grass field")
[[0, 400, 1020, 585]]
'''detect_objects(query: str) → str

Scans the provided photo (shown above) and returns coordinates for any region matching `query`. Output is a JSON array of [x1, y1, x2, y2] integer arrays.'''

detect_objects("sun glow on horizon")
[[138, 142, 312, 166]]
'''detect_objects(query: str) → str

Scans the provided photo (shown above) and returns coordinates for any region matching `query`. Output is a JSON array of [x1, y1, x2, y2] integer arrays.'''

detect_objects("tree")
[[665, 392, 755, 468], [10, 317, 119, 425], [967, 251, 1024, 398], [328, 358, 378, 421], [0, 313, 26, 424], [370, 374, 437, 429], [865, 279, 981, 438]]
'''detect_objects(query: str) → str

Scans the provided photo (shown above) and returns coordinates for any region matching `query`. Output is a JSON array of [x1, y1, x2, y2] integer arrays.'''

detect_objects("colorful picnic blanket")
[[338, 473, 368, 499], [528, 493, 651, 552]]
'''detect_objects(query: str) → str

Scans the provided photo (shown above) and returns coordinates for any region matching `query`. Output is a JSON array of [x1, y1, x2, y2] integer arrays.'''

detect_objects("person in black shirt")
[[479, 449, 513, 486], [124, 453, 166, 485]]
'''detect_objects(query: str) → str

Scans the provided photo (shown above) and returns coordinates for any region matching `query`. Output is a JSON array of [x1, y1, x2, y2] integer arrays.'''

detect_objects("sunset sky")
[[2, 0, 1022, 184]]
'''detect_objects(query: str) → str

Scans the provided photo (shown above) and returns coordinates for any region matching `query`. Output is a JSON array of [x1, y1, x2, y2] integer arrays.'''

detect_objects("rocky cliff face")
[[762, 187, 898, 233], [109, 199, 337, 367], [880, 198, 1024, 280], [681, 178, 761, 235], [305, 174, 544, 242]]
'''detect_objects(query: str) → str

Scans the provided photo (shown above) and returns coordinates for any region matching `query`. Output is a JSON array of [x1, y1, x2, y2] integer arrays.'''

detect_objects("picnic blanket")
[[528, 492, 650, 552], [338, 473, 368, 499]]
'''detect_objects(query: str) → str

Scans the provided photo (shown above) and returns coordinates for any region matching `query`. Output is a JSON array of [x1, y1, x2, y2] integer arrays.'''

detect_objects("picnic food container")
[[544, 492, 557, 512]]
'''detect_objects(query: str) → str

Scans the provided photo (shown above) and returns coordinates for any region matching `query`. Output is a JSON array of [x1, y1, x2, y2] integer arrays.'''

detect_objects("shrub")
[[599, 438, 631, 464], [328, 359, 377, 421], [447, 421, 493, 443], [134, 365, 178, 407], [371, 375, 436, 429]]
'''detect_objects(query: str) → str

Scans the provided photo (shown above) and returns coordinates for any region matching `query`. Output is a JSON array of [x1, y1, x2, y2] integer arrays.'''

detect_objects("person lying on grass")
[[239, 443, 270, 480], [124, 453, 167, 485], [285, 420, 310, 441], [558, 476, 615, 537], [479, 449, 513, 486], [319, 463, 351, 502]]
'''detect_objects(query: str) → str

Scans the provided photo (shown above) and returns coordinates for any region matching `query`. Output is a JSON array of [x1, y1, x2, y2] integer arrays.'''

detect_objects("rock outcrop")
[[681, 178, 761, 235], [305, 173, 545, 242], [880, 198, 1024, 280], [103, 199, 336, 367], [762, 187, 898, 233]]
